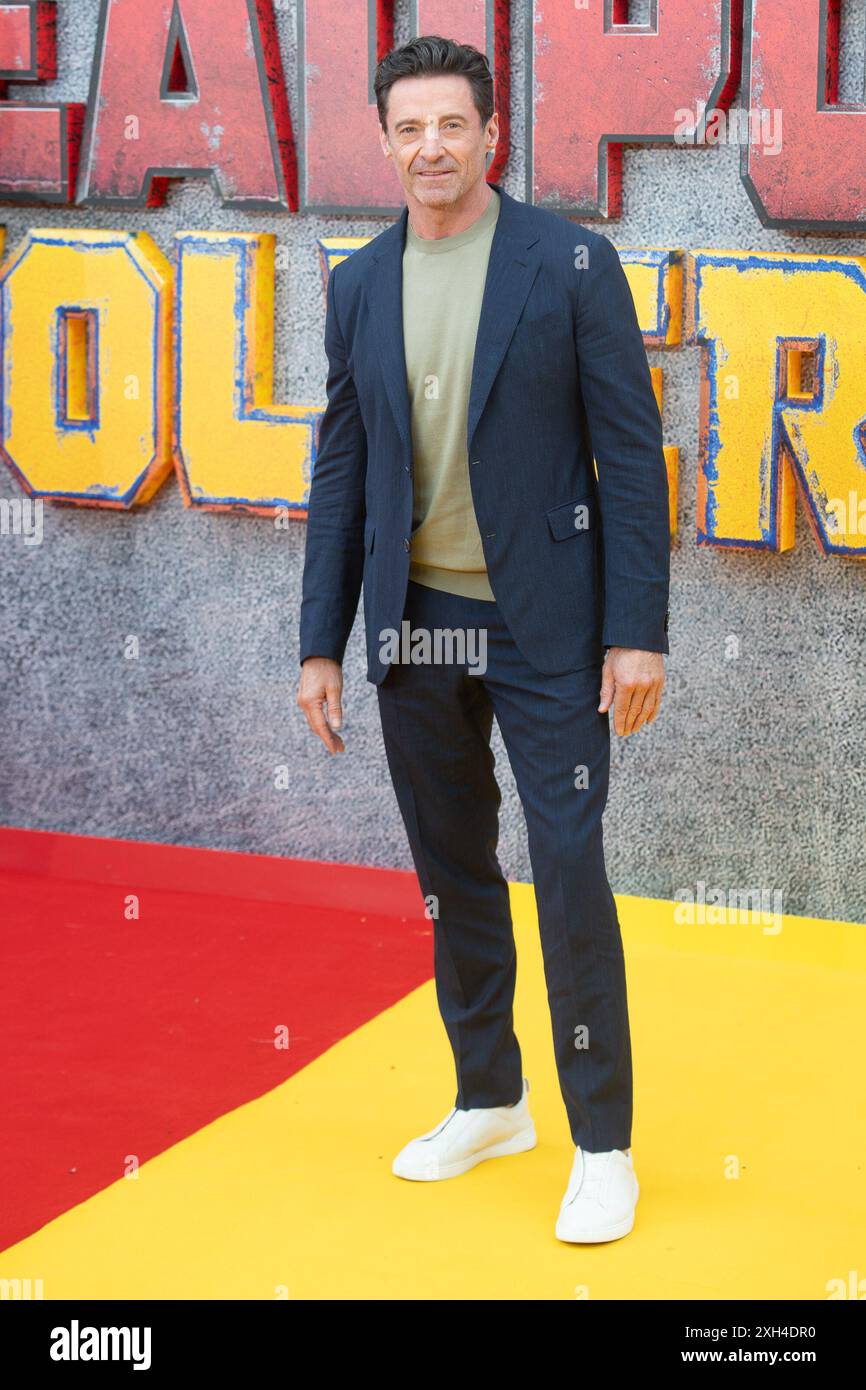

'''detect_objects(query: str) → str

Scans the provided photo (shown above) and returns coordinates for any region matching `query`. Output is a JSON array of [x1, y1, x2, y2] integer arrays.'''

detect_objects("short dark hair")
[[374, 35, 494, 133]]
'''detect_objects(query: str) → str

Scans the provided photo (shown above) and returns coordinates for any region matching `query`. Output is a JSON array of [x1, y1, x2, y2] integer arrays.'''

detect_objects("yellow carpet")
[[2, 887, 863, 1300]]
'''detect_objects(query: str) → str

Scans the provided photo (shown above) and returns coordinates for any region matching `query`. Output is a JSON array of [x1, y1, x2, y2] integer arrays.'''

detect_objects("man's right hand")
[[297, 657, 345, 754]]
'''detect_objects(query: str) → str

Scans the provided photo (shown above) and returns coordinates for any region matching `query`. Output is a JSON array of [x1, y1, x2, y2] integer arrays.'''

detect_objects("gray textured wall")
[[1, 1, 864, 923]]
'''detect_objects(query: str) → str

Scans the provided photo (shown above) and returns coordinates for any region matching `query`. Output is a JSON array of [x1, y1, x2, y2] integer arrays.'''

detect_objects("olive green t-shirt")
[[402, 188, 500, 601]]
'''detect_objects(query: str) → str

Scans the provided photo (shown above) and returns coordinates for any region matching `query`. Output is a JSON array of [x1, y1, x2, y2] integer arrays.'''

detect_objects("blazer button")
[[403, 537, 411, 551], [404, 464, 411, 474]]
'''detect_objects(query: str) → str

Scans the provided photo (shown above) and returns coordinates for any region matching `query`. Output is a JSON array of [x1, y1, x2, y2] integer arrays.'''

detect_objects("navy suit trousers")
[[375, 579, 634, 1152]]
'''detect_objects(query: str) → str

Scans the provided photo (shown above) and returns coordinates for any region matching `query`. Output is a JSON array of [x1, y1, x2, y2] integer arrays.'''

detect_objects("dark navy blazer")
[[298, 181, 671, 686]]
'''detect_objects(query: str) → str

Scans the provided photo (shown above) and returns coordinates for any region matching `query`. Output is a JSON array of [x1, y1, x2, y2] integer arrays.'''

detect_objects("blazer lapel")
[[366, 182, 542, 458]]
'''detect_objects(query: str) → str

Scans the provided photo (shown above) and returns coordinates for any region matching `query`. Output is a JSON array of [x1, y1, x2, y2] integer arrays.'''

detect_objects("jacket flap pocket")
[[546, 493, 596, 541]]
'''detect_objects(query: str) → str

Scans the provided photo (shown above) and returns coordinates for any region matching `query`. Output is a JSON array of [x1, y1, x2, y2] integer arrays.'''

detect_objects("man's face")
[[379, 73, 497, 208]]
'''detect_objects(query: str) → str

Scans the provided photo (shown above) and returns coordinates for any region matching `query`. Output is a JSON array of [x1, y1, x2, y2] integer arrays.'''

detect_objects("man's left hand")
[[598, 647, 665, 736]]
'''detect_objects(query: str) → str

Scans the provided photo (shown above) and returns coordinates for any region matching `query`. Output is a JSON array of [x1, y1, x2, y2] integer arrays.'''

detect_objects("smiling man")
[[297, 35, 671, 1244]]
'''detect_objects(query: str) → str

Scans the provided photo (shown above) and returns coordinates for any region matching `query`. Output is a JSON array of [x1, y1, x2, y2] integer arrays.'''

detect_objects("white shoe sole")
[[392, 1122, 537, 1181]]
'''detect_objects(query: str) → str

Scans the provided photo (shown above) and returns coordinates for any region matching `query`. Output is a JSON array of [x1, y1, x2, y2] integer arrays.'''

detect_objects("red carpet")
[[0, 828, 433, 1250]]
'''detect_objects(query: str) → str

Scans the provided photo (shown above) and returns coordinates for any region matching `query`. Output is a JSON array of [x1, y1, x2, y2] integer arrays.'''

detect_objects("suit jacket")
[[298, 181, 671, 686]]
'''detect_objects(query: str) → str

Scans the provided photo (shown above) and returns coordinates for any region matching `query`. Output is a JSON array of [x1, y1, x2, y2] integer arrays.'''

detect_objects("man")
[[297, 35, 670, 1244]]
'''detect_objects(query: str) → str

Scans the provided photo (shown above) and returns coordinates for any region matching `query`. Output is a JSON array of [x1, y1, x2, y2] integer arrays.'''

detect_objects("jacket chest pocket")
[[511, 308, 562, 344], [508, 309, 573, 379]]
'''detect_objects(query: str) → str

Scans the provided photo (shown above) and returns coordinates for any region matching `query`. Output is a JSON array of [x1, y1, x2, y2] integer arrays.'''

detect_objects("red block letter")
[[742, 0, 866, 230], [0, 1, 83, 203], [529, 0, 742, 217], [78, 0, 295, 209], [299, 0, 509, 213]]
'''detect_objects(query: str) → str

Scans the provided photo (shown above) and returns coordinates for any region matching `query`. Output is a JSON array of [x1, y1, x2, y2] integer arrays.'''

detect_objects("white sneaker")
[[391, 1077, 536, 1180], [555, 1146, 639, 1242]]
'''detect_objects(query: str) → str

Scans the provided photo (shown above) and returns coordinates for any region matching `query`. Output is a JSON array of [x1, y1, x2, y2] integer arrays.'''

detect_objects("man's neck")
[[407, 181, 494, 241]]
